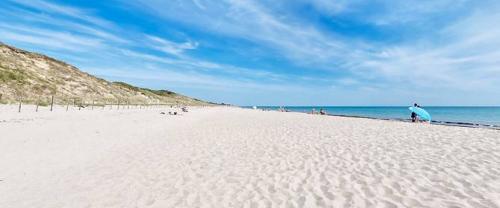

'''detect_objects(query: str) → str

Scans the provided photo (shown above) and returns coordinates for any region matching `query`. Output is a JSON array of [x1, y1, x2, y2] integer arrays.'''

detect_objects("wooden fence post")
[[18, 98, 22, 113], [50, 95, 54, 112]]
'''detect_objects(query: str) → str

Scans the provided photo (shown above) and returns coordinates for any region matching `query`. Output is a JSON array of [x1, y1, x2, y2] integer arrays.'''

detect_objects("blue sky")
[[1, 0, 500, 106]]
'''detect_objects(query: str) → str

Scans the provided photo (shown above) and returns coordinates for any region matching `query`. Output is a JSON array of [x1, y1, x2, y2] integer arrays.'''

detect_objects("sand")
[[0, 105, 499, 208]]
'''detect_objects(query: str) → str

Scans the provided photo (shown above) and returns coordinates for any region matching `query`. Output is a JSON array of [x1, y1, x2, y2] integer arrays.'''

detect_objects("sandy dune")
[[0, 106, 499, 207]]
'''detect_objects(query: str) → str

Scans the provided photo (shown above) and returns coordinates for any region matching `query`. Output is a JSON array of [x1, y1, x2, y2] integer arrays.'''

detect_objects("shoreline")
[[2, 104, 499, 130], [250, 107, 500, 130], [328, 114, 500, 130]]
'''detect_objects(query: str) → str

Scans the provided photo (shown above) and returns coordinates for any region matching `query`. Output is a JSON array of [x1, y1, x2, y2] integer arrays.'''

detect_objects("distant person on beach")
[[411, 103, 419, 122], [312, 108, 316, 114], [319, 108, 326, 115]]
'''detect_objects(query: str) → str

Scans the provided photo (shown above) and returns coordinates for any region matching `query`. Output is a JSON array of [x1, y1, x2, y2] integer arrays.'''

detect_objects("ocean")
[[247, 106, 500, 127]]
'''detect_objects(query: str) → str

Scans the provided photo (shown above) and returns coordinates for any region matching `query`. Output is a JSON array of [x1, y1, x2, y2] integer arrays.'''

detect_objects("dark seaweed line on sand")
[[328, 114, 500, 130], [252, 108, 500, 131], [244, 107, 500, 130]]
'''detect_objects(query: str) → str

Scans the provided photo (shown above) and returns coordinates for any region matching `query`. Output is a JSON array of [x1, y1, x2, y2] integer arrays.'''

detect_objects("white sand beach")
[[0, 106, 499, 208]]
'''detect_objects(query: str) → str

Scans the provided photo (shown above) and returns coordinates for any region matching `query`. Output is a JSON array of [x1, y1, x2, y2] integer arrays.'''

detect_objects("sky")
[[1, 0, 500, 106]]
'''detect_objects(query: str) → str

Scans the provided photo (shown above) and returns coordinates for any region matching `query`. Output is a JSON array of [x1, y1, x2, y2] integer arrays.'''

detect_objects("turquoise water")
[[248, 106, 500, 126]]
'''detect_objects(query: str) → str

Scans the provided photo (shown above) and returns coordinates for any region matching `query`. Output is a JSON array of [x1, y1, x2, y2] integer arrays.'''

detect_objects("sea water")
[[248, 106, 500, 126]]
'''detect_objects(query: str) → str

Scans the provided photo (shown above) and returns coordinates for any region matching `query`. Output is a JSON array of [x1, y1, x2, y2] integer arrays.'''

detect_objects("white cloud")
[[304, 0, 352, 15], [192, 0, 207, 10], [368, 0, 469, 25], [87, 65, 304, 93], [129, 0, 356, 66], [7, 0, 115, 28], [119, 49, 289, 82], [351, 7, 500, 93], [0, 24, 105, 52], [146, 35, 198, 56], [0, 6, 129, 45]]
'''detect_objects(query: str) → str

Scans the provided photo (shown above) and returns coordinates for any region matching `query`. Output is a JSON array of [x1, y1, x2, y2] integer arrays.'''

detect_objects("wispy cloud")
[[128, 0, 357, 66], [7, 0, 115, 28], [0, 23, 105, 52], [119, 49, 290, 82], [146, 35, 198, 56], [0, 7, 128, 45], [352, 6, 500, 92]]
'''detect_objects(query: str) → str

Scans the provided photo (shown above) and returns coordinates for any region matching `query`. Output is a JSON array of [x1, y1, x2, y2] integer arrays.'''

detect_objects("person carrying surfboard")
[[409, 104, 432, 123], [411, 103, 419, 122]]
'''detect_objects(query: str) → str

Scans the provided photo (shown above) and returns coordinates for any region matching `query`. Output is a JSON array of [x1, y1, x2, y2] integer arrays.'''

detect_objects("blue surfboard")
[[409, 107, 432, 121]]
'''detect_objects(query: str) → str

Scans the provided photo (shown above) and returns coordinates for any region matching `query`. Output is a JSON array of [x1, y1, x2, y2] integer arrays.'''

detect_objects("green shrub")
[[0, 69, 26, 83]]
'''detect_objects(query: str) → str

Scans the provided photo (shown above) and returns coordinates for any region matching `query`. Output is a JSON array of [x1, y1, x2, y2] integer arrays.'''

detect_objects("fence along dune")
[[0, 43, 211, 107]]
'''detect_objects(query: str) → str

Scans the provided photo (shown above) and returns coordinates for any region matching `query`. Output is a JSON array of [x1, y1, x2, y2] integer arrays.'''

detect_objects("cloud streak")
[[146, 35, 198, 56]]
